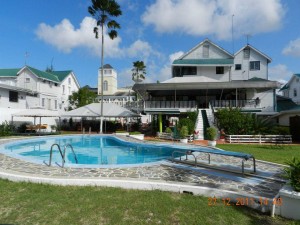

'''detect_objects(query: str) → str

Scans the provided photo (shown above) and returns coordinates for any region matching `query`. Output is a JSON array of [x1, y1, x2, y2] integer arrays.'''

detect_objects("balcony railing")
[[145, 100, 197, 109], [210, 99, 261, 108]]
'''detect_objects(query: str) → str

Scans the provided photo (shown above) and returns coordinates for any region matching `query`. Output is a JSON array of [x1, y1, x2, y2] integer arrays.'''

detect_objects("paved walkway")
[[0, 135, 286, 201]]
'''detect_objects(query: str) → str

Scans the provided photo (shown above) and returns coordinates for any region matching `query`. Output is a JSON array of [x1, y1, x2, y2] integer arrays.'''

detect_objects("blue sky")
[[1, 0, 300, 88]]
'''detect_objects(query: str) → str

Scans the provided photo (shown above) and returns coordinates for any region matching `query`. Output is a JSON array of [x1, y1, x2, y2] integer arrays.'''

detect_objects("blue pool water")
[[0, 135, 190, 167]]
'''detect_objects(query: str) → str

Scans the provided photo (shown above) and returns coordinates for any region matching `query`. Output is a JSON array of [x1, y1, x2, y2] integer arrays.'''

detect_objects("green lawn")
[[0, 179, 299, 225], [217, 144, 300, 165]]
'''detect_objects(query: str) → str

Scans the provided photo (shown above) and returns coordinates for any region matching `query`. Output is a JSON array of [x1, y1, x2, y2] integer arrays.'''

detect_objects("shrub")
[[178, 118, 194, 134], [17, 122, 30, 133], [206, 127, 217, 141], [179, 126, 188, 138], [0, 121, 13, 136], [284, 157, 300, 192], [165, 127, 172, 133]]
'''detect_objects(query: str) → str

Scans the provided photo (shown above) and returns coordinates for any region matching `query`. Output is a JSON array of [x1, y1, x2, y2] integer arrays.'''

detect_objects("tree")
[[68, 87, 97, 110], [88, 0, 122, 133], [132, 60, 146, 82]]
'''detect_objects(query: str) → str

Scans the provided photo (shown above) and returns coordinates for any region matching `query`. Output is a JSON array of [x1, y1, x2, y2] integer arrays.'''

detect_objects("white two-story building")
[[0, 65, 80, 124], [133, 39, 280, 135]]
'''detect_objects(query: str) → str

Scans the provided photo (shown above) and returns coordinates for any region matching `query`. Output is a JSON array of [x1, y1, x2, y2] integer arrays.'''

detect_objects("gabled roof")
[[276, 95, 300, 112], [22, 66, 60, 83], [279, 73, 300, 91], [0, 68, 20, 77], [178, 38, 234, 60], [50, 70, 72, 82], [235, 44, 272, 63], [248, 77, 269, 82]]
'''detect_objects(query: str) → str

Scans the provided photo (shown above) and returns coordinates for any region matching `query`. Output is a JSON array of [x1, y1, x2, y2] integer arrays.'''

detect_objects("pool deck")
[[0, 135, 287, 212]]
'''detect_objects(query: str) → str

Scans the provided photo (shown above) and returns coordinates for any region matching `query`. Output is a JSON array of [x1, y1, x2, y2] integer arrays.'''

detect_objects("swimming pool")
[[0, 135, 190, 167]]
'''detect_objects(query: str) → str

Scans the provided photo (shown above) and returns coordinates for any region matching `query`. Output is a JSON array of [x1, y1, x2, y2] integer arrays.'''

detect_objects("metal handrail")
[[44, 143, 65, 167], [62, 144, 78, 168]]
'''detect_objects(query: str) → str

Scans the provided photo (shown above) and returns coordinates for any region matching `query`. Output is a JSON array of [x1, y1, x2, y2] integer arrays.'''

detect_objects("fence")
[[225, 135, 292, 144]]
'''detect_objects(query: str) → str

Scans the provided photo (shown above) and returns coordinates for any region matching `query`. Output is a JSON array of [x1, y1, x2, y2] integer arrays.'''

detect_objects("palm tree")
[[132, 61, 146, 83], [88, 0, 121, 133]]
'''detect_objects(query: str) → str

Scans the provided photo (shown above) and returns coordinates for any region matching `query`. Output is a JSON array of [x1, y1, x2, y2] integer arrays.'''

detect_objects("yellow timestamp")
[[208, 196, 282, 206]]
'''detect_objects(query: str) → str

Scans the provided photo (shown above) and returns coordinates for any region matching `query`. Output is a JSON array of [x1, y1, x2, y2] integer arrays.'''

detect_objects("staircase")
[[194, 107, 215, 140]]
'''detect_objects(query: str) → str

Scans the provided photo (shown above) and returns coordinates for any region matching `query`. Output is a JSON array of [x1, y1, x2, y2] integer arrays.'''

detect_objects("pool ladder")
[[44, 144, 78, 168]]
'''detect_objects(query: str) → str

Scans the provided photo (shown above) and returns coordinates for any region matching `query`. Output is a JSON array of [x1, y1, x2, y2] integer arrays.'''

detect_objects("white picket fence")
[[225, 135, 292, 144]]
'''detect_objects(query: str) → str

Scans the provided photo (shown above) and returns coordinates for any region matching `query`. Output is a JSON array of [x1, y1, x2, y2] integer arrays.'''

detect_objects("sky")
[[0, 0, 300, 88]]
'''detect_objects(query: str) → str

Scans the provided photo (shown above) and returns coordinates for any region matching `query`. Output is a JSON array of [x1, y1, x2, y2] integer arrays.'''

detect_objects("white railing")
[[211, 99, 261, 109], [226, 135, 292, 144], [145, 100, 197, 109]]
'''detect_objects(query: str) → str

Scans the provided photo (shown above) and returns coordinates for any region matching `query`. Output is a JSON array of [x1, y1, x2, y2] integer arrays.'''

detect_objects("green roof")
[[0, 68, 20, 77], [248, 77, 269, 81], [173, 59, 234, 65], [27, 66, 60, 83], [279, 84, 289, 91], [277, 98, 300, 112], [51, 70, 72, 82]]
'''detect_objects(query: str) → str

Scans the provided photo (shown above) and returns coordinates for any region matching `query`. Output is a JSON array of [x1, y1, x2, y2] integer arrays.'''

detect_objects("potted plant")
[[179, 126, 188, 144], [278, 157, 300, 220], [206, 127, 217, 147]]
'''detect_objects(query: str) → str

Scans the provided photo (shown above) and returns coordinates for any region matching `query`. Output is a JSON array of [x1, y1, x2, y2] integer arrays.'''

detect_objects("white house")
[[280, 74, 300, 104], [132, 39, 280, 135], [0, 66, 80, 125]]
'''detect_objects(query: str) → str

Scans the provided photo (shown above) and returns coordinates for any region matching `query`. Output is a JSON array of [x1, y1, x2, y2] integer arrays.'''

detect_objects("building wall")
[[98, 68, 118, 95], [287, 76, 300, 104], [57, 73, 80, 110], [16, 70, 38, 91], [184, 43, 231, 59], [0, 88, 27, 109], [196, 66, 230, 81], [278, 112, 300, 126], [0, 77, 16, 86], [232, 49, 269, 81]]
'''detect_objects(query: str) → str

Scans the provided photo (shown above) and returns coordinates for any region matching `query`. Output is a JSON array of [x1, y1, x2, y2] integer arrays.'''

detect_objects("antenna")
[[245, 34, 252, 45], [232, 14, 234, 54], [25, 52, 29, 65]]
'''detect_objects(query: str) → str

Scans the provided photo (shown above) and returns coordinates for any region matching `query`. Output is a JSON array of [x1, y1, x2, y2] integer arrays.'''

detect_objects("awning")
[[62, 103, 140, 118]]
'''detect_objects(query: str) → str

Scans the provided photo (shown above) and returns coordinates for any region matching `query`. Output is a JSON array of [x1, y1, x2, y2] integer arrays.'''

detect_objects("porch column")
[[158, 114, 162, 133]]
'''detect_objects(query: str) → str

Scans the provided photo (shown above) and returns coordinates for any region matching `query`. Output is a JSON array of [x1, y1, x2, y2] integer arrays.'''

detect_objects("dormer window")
[[203, 44, 209, 58]]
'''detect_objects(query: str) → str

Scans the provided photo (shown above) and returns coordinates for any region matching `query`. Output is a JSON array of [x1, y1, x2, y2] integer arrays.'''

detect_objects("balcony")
[[210, 99, 261, 109]]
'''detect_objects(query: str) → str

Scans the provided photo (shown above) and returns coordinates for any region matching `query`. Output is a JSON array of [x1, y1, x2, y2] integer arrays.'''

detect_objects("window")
[[9, 91, 18, 102], [216, 67, 224, 74], [250, 61, 260, 70], [182, 67, 197, 75], [68, 77, 71, 85], [62, 85, 65, 94], [203, 44, 209, 58], [104, 69, 112, 75], [68, 87, 71, 95], [103, 80, 108, 91], [42, 98, 45, 107], [54, 100, 57, 109], [235, 64, 242, 70], [25, 78, 30, 83], [294, 89, 297, 97], [243, 47, 250, 59]]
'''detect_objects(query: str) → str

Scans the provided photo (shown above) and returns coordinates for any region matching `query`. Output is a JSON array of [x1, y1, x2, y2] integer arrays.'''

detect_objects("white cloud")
[[142, 0, 285, 40], [269, 64, 293, 85], [36, 17, 122, 57], [282, 38, 300, 57], [36, 17, 160, 62]]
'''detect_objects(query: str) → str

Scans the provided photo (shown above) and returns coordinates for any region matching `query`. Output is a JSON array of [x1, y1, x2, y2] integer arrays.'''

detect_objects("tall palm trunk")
[[100, 23, 104, 133]]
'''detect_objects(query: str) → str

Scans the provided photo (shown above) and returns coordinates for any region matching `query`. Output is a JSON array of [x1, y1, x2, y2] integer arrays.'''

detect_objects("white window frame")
[[103, 80, 108, 91], [25, 78, 30, 83], [250, 61, 260, 70]]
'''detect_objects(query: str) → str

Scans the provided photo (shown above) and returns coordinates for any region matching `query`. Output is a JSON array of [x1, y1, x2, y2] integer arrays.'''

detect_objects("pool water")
[[1, 135, 188, 167]]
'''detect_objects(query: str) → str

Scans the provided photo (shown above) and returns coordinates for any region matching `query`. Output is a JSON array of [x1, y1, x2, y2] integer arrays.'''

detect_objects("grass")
[[0, 179, 299, 225], [217, 144, 300, 165]]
